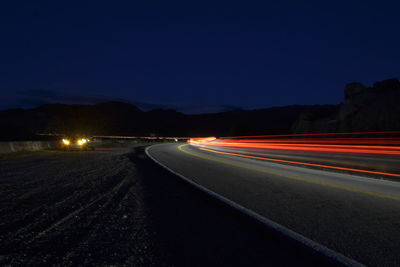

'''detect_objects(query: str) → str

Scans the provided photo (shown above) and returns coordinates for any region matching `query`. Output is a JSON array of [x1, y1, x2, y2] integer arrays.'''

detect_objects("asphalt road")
[[147, 143, 400, 266]]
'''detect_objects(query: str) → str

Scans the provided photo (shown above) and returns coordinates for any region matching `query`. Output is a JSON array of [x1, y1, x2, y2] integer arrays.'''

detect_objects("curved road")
[[147, 143, 400, 266]]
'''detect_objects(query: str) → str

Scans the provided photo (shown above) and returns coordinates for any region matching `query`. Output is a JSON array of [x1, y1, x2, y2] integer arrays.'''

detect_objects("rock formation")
[[293, 78, 400, 133]]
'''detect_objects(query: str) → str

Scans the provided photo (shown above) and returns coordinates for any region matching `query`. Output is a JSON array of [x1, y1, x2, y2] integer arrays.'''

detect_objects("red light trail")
[[189, 136, 400, 156], [198, 147, 400, 178], [218, 131, 400, 139], [188, 131, 400, 178]]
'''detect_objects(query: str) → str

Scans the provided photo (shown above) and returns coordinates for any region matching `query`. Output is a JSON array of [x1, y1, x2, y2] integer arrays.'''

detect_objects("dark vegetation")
[[1, 78, 399, 141]]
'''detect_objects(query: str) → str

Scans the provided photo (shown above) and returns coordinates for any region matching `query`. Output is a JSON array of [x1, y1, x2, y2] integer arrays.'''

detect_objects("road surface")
[[147, 143, 400, 266]]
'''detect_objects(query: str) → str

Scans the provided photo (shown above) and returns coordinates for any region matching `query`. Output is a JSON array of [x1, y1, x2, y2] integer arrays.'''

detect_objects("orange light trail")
[[198, 147, 400, 178], [188, 132, 400, 178], [219, 131, 400, 139], [189, 136, 400, 156]]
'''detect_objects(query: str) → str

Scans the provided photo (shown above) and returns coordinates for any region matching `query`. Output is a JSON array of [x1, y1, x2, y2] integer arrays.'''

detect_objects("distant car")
[[61, 137, 94, 150]]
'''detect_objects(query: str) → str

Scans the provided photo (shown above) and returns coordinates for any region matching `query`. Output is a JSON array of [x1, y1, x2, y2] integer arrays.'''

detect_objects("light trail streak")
[[198, 147, 400, 178], [189, 136, 400, 156], [219, 131, 400, 139], [188, 132, 400, 178]]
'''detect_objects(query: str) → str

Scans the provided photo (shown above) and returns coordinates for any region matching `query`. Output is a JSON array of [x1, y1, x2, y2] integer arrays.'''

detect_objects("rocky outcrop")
[[293, 78, 400, 133]]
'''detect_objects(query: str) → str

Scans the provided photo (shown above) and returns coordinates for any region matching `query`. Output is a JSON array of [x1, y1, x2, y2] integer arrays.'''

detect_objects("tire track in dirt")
[[33, 176, 128, 241], [0, 149, 141, 265]]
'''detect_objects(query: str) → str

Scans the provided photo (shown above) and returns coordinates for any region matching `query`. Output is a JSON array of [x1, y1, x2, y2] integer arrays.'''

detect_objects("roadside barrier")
[[0, 141, 60, 154]]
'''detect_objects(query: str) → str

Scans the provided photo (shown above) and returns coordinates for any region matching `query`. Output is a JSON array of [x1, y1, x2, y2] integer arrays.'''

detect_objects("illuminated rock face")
[[293, 78, 400, 133]]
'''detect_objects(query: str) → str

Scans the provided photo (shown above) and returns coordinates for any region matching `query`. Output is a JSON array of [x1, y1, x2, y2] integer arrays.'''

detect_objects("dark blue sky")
[[1, 0, 399, 112]]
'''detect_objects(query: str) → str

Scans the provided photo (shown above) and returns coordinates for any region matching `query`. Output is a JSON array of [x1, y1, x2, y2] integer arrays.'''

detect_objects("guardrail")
[[0, 141, 60, 154]]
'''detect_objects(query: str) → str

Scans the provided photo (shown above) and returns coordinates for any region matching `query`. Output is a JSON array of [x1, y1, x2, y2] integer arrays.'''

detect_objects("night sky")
[[1, 1, 400, 112]]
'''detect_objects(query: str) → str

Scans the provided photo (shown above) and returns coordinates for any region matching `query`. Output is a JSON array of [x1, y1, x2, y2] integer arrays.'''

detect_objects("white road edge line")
[[145, 144, 364, 267]]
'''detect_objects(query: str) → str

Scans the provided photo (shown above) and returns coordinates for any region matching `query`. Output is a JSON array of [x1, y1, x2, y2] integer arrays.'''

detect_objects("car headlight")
[[77, 138, 89, 146], [62, 139, 70, 145]]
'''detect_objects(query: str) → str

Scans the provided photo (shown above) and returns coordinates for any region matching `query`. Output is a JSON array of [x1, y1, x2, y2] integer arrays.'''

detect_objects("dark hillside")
[[0, 101, 330, 140], [5, 77, 399, 141]]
